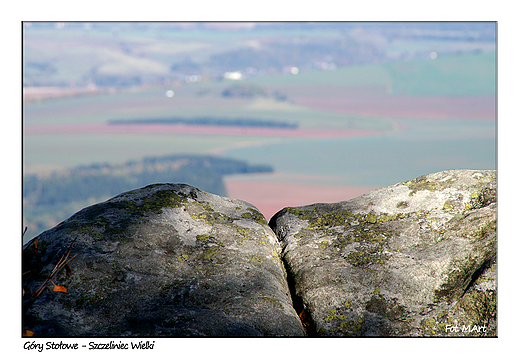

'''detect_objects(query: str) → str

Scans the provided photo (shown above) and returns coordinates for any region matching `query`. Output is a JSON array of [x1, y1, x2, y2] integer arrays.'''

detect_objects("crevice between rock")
[[269, 210, 317, 336], [279, 253, 317, 336], [461, 254, 496, 298]]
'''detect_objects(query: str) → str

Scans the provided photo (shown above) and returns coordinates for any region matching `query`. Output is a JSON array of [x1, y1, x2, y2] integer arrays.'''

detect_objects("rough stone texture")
[[23, 170, 497, 337], [23, 184, 305, 337], [269, 169, 496, 337]]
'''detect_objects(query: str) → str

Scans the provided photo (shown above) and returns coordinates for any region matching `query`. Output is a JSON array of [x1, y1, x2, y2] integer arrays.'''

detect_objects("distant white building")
[[224, 71, 242, 80], [283, 66, 299, 75]]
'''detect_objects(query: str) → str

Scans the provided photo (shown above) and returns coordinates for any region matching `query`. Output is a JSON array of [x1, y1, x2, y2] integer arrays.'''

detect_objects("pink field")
[[224, 178, 377, 221], [23, 123, 387, 138], [287, 86, 495, 120]]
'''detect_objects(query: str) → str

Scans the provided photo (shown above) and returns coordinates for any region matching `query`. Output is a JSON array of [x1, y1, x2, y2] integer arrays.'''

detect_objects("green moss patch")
[[403, 175, 456, 196], [241, 207, 268, 225]]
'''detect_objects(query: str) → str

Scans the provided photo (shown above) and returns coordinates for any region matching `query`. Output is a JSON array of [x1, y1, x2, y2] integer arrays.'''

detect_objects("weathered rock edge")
[[23, 183, 305, 337], [269, 169, 497, 337]]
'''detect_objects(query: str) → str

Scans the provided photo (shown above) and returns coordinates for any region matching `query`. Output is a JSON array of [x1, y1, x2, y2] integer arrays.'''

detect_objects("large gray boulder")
[[269, 169, 496, 337], [23, 184, 305, 337]]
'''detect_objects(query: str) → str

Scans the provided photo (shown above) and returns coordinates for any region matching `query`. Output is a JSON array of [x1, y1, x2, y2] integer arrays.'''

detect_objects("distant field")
[[23, 51, 495, 129], [23, 131, 276, 172], [247, 64, 393, 87], [23, 83, 395, 130], [243, 52, 495, 120], [23, 74, 398, 174], [23, 49, 496, 193], [23, 54, 495, 180], [23, 121, 393, 174], [23, 85, 251, 125], [223, 121, 496, 188], [225, 176, 378, 220], [246, 52, 495, 96], [383, 52, 496, 96], [24, 123, 388, 138], [285, 86, 495, 120]]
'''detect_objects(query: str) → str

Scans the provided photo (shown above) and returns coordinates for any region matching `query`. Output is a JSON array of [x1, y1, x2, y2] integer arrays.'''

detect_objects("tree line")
[[23, 155, 273, 240], [108, 116, 298, 129], [24, 155, 273, 206]]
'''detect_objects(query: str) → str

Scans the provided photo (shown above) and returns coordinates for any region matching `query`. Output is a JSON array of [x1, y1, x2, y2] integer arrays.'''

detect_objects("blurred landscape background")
[[22, 22, 496, 242]]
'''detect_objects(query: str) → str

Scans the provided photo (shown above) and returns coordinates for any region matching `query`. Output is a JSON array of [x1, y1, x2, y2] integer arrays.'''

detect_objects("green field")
[[383, 52, 496, 96], [224, 127, 496, 187], [23, 131, 280, 171]]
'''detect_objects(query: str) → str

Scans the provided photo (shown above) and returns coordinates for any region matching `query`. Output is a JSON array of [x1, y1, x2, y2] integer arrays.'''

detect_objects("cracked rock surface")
[[269, 169, 496, 336], [23, 184, 305, 337], [23, 169, 496, 337]]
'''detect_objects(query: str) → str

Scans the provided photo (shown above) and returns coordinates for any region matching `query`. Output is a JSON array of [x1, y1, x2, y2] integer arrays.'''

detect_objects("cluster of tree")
[[24, 155, 273, 207], [23, 155, 273, 239], [222, 84, 267, 98], [107, 116, 298, 129], [207, 38, 382, 75], [221, 84, 287, 101]]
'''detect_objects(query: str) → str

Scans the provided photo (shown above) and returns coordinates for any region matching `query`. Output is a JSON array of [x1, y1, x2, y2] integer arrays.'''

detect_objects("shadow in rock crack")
[[282, 257, 317, 337]]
